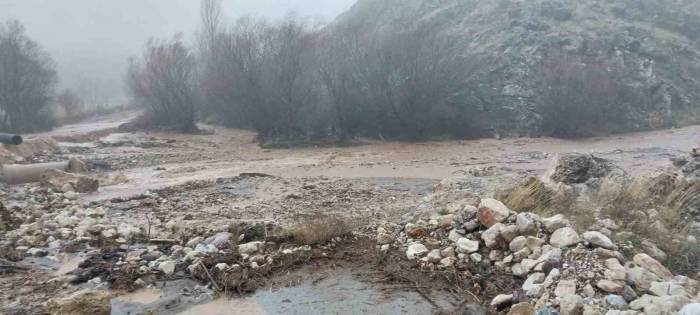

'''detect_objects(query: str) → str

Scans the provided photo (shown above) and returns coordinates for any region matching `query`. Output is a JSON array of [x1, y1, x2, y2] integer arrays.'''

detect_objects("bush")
[[0, 20, 57, 133], [127, 36, 198, 132]]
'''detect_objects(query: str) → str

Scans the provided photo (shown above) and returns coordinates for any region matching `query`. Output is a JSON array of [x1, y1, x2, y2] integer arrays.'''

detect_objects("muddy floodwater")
[[27, 112, 700, 203], [110, 267, 453, 315]]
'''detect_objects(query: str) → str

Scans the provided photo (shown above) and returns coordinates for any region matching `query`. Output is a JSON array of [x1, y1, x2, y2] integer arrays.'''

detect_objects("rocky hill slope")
[[332, 0, 700, 137]]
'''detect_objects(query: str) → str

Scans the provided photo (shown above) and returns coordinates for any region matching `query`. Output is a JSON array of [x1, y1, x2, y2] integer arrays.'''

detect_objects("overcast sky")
[[0, 0, 356, 104]]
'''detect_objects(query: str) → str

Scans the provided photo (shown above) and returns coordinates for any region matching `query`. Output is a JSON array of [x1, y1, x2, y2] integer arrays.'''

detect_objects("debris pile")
[[376, 197, 700, 314]]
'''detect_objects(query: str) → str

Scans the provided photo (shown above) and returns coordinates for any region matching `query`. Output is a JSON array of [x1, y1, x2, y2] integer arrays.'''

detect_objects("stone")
[[640, 240, 667, 262], [626, 264, 662, 291], [510, 236, 528, 252], [527, 284, 546, 298], [550, 227, 580, 248], [536, 306, 557, 315], [582, 284, 596, 298], [606, 295, 628, 309], [512, 263, 528, 277], [427, 249, 442, 263], [542, 214, 569, 233], [439, 257, 457, 267], [604, 258, 627, 281], [516, 213, 539, 236], [470, 253, 483, 263], [27, 247, 48, 257], [501, 225, 519, 242], [597, 280, 624, 293], [523, 273, 546, 291], [649, 281, 688, 297], [478, 198, 511, 227], [482, 223, 505, 248], [448, 229, 463, 242], [40, 169, 99, 193], [559, 294, 583, 315], [526, 237, 546, 250], [491, 294, 513, 308], [441, 246, 456, 257], [680, 303, 700, 315], [157, 261, 176, 275], [376, 230, 395, 245], [238, 241, 264, 255], [509, 303, 535, 315], [47, 289, 111, 315], [582, 231, 616, 250], [463, 219, 481, 232], [621, 285, 638, 302], [406, 243, 429, 260], [633, 254, 673, 280], [629, 294, 691, 314], [456, 238, 479, 253], [555, 280, 577, 297]]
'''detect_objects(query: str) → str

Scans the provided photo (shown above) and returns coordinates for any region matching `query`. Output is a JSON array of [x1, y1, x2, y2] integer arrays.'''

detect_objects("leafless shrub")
[[127, 36, 198, 132], [56, 89, 84, 121], [0, 20, 57, 132]]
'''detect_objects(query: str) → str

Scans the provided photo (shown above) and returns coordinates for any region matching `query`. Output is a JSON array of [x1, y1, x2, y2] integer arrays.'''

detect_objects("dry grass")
[[500, 172, 700, 275], [285, 216, 352, 245]]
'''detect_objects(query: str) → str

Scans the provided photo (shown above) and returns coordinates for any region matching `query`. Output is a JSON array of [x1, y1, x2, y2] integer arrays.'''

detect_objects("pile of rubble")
[[376, 197, 700, 314]]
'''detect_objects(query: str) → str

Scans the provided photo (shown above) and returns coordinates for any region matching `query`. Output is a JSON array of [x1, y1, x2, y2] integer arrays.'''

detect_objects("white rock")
[[238, 241, 264, 255], [510, 236, 528, 252], [549, 227, 581, 248], [158, 261, 176, 275], [481, 223, 505, 248], [582, 231, 616, 250], [555, 280, 577, 297], [542, 214, 569, 232], [516, 212, 539, 235], [426, 249, 442, 263], [490, 294, 512, 307], [406, 243, 429, 260], [456, 238, 480, 253]]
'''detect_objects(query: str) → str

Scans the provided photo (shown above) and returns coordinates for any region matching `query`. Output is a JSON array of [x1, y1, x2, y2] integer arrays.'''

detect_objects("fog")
[[0, 0, 355, 105]]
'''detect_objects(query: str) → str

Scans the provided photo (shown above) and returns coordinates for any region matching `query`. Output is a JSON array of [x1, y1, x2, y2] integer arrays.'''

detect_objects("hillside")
[[332, 0, 700, 137]]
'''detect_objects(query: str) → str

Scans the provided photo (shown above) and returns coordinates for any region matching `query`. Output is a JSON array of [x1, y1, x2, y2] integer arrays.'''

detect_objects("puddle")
[[114, 288, 163, 304], [111, 268, 453, 315], [177, 298, 265, 315]]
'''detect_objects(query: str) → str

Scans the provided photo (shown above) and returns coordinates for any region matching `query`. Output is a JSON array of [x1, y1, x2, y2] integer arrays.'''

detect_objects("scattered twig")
[[199, 261, 221, 292]]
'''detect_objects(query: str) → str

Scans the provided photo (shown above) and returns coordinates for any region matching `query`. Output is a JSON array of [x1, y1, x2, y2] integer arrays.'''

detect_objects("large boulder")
[[47, 289, 111, 315], [40, 169, 99, 193], [550, 153, 622, 185]]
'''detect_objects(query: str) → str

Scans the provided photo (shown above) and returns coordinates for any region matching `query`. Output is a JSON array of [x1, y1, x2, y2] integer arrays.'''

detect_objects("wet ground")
[[7, 113, 699, 314]]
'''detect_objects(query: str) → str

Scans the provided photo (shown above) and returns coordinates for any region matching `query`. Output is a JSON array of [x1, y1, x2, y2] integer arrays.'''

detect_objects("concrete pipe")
[[0, 133, 23, 145], [0, 162, 70, 185]]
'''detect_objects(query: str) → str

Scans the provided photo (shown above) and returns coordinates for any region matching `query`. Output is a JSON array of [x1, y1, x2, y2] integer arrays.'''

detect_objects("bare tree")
[[127, 36, 197, 132], [57, 88, 84, 121], [0, 20, 57, 132]]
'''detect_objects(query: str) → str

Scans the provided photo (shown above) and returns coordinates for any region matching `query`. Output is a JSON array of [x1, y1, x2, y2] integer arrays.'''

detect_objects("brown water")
[[111, 268, 453, 315]]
